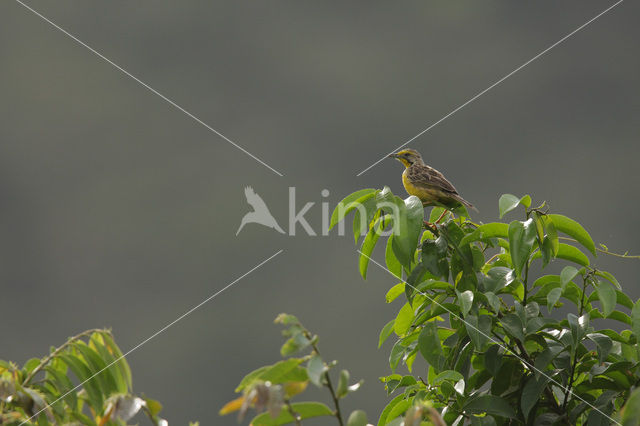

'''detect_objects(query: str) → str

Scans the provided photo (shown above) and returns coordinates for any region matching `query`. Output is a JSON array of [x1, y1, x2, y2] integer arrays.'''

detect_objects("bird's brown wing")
[[408, 165, 477, 211], [408, 165, 460, 195]]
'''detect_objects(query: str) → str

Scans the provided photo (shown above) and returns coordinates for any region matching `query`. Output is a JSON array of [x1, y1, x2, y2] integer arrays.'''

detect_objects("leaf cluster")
[[0, 329, 169, 426], [220, 314, 367, 426], [335, 189, 640, 425]]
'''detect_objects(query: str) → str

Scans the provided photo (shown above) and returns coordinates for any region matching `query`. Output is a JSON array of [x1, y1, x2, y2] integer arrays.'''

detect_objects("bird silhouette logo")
[[236, 186, 285, 235]]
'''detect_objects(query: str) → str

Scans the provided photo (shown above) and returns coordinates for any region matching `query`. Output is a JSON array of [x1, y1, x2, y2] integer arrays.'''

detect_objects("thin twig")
[[303, 332, 344, 426], [558, 237, 640, 259], [23, 328, 109, 385], [285, 399, 302, 426], [563, 275, 589, 410]]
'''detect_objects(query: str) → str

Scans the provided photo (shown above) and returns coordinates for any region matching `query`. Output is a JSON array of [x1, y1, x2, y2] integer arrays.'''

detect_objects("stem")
[[513, 339, 565, 418], [285, 399, 302, 426], [522, 260, 530, 306], [304, 332, 344, 426], [563, 276, 589, 409], [23, 328, 108, 385], [563, 353, 580, 411], [558, 237, 640, 259], [578, 275, 588, 317], [323, 369, 344, 426]]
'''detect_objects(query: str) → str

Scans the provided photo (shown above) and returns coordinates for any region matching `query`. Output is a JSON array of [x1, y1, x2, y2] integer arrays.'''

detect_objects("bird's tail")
[[457, 195, 479, 213]]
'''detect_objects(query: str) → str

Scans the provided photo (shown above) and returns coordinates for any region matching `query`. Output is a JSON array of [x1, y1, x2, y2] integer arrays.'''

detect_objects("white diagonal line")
[[358, 250, 620, 425], [356, 0, 623, 177], [19, 249, 284, 425], [13, 0, 284, 177]]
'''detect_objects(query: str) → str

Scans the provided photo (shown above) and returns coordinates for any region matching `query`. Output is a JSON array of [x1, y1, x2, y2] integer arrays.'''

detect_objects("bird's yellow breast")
[[402, 169, 440, 204]]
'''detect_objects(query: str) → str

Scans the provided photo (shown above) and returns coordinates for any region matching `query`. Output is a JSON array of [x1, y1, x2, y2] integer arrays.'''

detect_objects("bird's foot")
[[423, 220, 438, 232]]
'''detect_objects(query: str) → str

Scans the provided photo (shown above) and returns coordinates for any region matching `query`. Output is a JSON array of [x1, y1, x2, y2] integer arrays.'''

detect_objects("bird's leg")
[[423, 220, 438, 233], [434, 209, 449, 224]]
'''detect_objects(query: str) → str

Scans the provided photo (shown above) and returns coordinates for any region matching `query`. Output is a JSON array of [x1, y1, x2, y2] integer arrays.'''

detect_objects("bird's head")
[[388, 148, 424, 168]]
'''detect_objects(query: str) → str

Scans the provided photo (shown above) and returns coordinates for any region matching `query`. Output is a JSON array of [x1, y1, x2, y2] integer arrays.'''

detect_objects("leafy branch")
[[220, 314, 365, 425], [22, 328, 107, 386]]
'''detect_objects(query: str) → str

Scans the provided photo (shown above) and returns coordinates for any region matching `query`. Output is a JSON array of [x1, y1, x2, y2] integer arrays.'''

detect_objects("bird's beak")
[[388, 153, 399, 159]]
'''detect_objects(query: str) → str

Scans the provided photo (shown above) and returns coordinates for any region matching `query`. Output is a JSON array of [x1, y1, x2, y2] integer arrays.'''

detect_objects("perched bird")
[[236, 186, 285, 235], [388, 148, 477, 213]]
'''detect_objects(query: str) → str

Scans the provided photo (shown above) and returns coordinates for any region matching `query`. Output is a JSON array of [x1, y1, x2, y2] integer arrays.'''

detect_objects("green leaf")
[[22, 358, 41, 374], [521, 375, 550, 419], [391, 196, 424, 269], [500, 313, 525, 342], [429, 207, 446, 222], [558, 243, 591, 266], [386, 400, 411, 424], [533, 274, 560, 288], [465, 314, 492, 350], [548, 214, 596, 256], [377, 394, 406, 426], [89, 334, 128, 394], [418, 322, 444, 372], [530, 243, 590, 267], [59, 353, 104, 410], [73, 341, 119, 397], [499, 194, 525, 219], [560, 266, 579, 286], [251, 402, 333, 425], [596, 270, 621, 290], [621, 387, 640, 425], [306, 355, 325, 387], [385, 235, 403, 279], [546, 287, 562, 313], [508, 219, 537, 278], [330, 189, 377, 230], [262, 360, 308, 385], [44, 365, 78, 409], [589, 308, 631, 324], [614, 290, 633, 309], [353, 196, 378, 243], [460, 223, 509, 246], [597, 280, 617, 318], [359, 214, 389, 279], [484, 345, 502, 376], [432, 370, 464, 386], [389, 341, 404, 372], [404, 263, 428, 301], [464, 395, 516, 419], [480, 267, 515, 293], [379, 320, 395, 348], [385, 283, 405, 303], [421, 237, 449, 280], [532, 211, 545, 244], [567, 314, 589, 350], [100, 333, 132, 391], [280, 331, 312, 356], [145, 397, 163, 418], [632, 299, 640, 343], [347, 410, 368, 426], [544, 216, 559, 255], [540, 237, 553, 268], [394, 303, 415, 336], [457, 290, 474, 317], [236, 359, 307, 392], [337, 369, 350, 398], [586, 333, 613, 363], [485, 292, 501, 313]]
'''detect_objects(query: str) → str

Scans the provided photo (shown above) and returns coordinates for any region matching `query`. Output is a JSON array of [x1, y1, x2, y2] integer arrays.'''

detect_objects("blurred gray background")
[[1, 0, 638, 423]]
